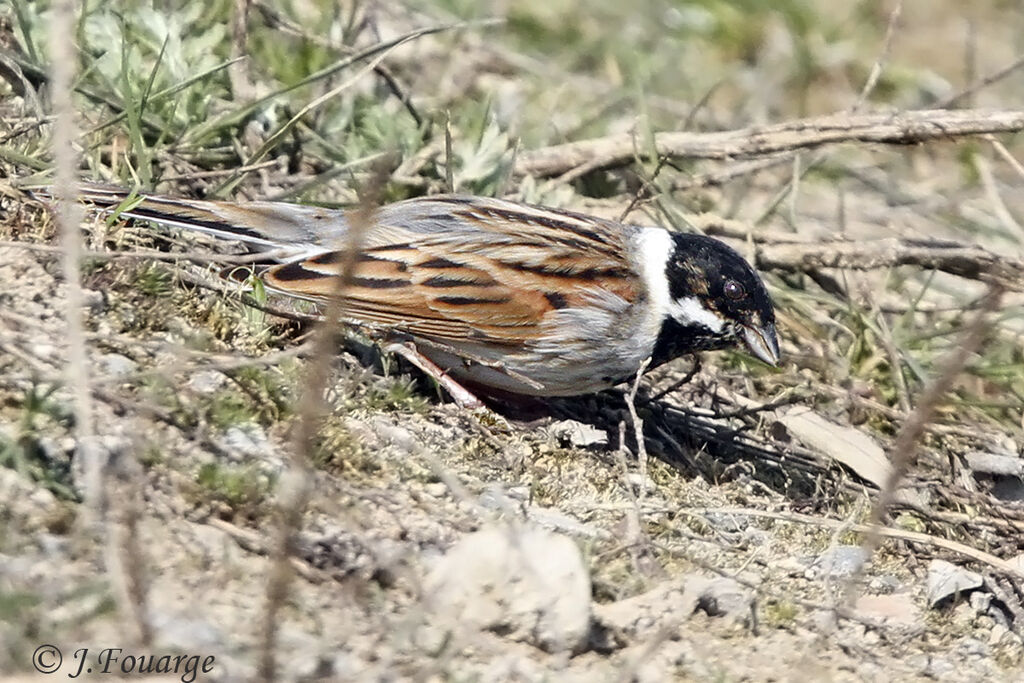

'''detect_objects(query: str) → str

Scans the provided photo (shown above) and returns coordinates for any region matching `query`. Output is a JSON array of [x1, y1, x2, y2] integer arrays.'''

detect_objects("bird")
[[40, 184, 779, 407]]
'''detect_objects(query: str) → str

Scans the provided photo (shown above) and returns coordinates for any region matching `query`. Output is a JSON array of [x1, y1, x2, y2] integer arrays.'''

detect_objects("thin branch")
[[675, 506, 1024, 580], [515, 109, 1024, 178], [755, 238, 1024, 292], [936, 53, 1024, 109], [625, 357, 652, 499]]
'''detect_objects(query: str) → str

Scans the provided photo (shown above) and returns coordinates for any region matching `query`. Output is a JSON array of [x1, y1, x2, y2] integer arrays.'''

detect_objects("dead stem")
[[840, 285, 1006, 611], [256, 160, 389, 683]]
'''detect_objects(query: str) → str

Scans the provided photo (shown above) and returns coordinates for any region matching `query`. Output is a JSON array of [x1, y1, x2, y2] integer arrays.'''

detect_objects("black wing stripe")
[[455, 206, 621, 257], [418, 257, 460, 268], [435, 295, 511, 305], [494, 259, 631, 280], [270, 263, 407, 289], [422, 275, 497, 288], [122, 207, 269, 243]]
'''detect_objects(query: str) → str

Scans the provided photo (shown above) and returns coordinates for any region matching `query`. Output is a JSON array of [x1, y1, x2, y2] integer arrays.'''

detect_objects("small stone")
[[909, 654, 956, 678], [705, 511, 748, 533], [927, 559, 983, 607], [188, 370, 227, 394], [868, 575, 903, 593], [35, 533, 69, 558], [625, 472, 655, 493], [965, 450, 1024, 477], [98, 353, 137, 377], [82, 288, 105, 311], [423, 482, 448, 498], [35, 344, 57, 361], [808, 546, 867, 578], [548, 419, 608, 449], [739, 528, 770, 549], [223, 424, 274, 461], [952, 601, 975, 627], [853, 593, 921, 627], [695, 577, 753, 621], [478, 483, 525, 510], [959, 638, 989, 658], [370, 417, 417, 453], [594, 574, 753, 638], [809, 609, 838, 634], [970, 591, 993, 614]]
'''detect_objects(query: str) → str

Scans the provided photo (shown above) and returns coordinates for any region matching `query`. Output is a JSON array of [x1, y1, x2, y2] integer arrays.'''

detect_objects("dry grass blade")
[[674, 507, 1024, 580], [256, 160, 391, 683], [47, 0, 93, 510], [46, 0, 153, 650], [626, 357, 652, 498], [840, 286, 1006, 611]]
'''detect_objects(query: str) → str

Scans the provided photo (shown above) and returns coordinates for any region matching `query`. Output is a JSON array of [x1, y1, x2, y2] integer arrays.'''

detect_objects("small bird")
[[48, 184, 779, 406]]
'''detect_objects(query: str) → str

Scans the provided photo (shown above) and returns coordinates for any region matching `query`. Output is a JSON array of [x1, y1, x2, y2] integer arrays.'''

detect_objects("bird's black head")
[[651, 232, 779, 367]]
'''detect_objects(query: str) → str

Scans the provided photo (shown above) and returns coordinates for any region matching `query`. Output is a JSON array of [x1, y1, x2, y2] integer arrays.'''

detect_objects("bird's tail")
[[31, 182, 351, 256]]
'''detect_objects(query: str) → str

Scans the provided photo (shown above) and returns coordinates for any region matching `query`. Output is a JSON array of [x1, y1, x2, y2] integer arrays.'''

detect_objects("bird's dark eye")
[[723, 280, 745, 300]]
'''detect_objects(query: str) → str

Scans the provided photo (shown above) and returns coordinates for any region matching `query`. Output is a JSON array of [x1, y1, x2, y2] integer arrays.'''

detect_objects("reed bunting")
[[43, 185, 779, 406]]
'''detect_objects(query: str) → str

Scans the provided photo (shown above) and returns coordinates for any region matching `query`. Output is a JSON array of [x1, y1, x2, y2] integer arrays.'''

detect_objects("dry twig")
[[516, 109, 1024, 178], [755, 238, 1024, 292], [674, 506, 1024, 581], [48, 0, 96, 511]]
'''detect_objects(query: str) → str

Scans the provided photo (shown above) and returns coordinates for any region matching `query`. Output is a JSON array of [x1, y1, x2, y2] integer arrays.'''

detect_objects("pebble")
[[370, 417, 417, 453], [548, 419, 608, 449], [98, 352, 137, 377], [187, 370, 227, 394], [423, 482, 448, 498], [807, 546, 868, 578], [223, 424, 275, 461], [927, 559, 983, 607]]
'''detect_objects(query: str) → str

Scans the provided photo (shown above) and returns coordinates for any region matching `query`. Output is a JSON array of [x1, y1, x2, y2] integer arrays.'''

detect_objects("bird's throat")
[[650, 316, 732, 368]]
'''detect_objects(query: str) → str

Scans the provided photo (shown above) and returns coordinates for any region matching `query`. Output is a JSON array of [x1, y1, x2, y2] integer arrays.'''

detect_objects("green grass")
[[0, 380, 78, 500], [192, 461, 274, 519]]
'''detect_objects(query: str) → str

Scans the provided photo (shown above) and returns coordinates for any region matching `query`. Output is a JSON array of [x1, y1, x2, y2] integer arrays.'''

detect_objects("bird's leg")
[[383, 341, 484, 410]]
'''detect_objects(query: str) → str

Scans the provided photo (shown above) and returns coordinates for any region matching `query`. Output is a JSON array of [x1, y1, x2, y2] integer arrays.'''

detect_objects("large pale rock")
[[423, 524, 592, 653]]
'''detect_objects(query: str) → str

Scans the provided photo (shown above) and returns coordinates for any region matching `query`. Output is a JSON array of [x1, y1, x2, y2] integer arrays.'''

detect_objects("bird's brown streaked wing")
[[47, 185, 643, 344], [262, 199, 642, 345]]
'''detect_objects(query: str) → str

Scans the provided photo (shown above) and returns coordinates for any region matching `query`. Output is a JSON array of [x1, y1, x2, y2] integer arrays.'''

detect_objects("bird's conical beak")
[[741, 322, 780, 366]]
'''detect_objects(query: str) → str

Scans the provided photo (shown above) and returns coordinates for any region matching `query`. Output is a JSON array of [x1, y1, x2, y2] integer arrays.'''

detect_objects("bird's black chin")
[[650, 317, 734, 368]]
